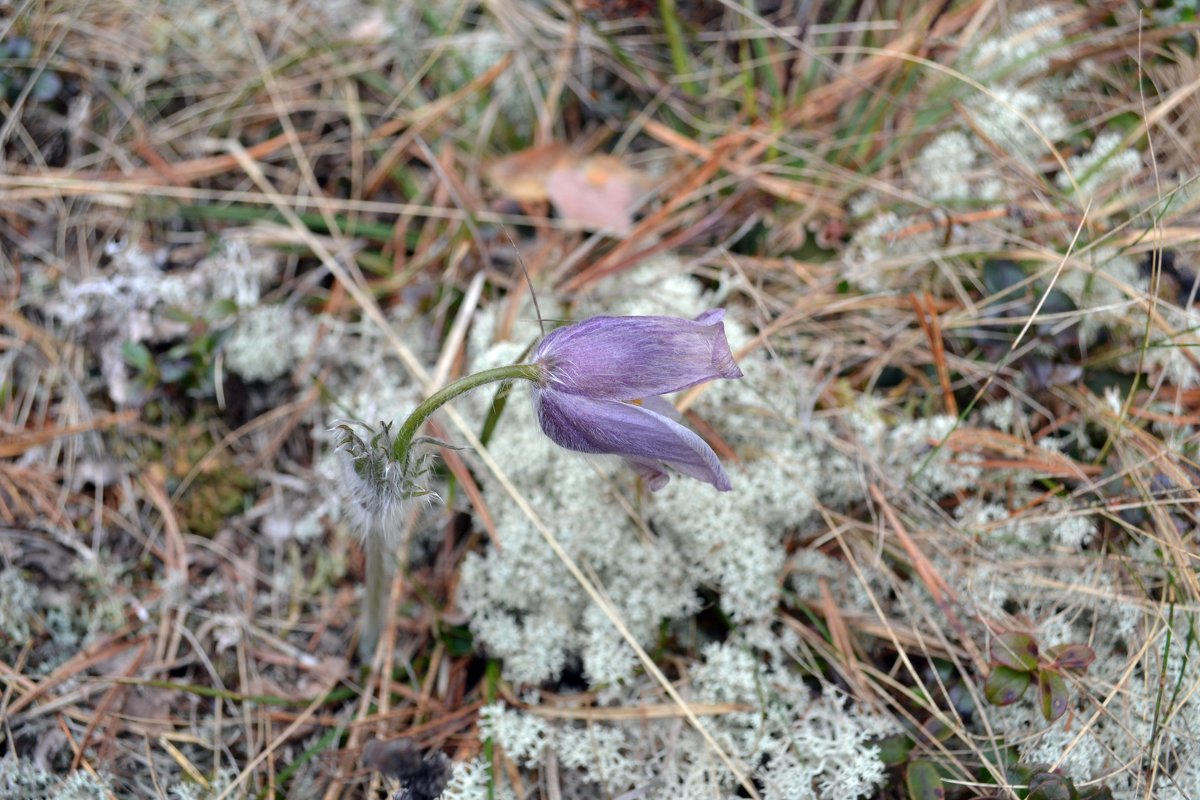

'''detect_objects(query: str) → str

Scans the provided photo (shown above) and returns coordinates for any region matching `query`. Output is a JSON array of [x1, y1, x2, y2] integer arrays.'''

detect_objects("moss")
[[158, 425, 257, 538]]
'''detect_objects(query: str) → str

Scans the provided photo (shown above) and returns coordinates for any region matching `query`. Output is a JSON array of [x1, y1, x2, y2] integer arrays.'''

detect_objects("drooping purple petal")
[[532, 386, 732, 491], [534, 310, 743, 401]]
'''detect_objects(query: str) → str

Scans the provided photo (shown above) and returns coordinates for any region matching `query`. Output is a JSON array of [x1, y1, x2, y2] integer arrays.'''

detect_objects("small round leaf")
[[991, 631, 1039, 671], [1039, 670, 1069, 722], [1050, 644, 1096, 672], [905, 759, 945, 800], [1028, 771, 1075, 800], [985, 666, 1033, 706], [877, 733, 916, 767], [31, 71, 62, 102]]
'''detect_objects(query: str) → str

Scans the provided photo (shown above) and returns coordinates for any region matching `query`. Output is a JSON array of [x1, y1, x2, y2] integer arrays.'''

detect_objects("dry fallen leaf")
[[484, 142, 573, 202], [545, 154, 647, 233], [486, 144, 652, 232]]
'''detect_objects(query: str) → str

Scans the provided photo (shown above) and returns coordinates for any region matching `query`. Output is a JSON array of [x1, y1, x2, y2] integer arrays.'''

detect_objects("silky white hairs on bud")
[[336, 447, 408, 546], [332, 420, 435, 547]]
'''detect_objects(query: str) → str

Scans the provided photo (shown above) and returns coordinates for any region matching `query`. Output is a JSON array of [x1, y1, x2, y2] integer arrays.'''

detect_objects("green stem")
[[390, 363, 543, 465], [357, 363, 541, 661], [659, 0, 698, 97], [360, 531, 390, 661]]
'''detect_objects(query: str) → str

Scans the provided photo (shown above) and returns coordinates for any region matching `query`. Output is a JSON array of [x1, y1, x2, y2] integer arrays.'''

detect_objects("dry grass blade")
[[0, 410, 137, 458]]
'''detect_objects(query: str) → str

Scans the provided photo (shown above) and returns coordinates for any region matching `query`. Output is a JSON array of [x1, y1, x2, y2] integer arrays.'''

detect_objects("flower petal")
[[533, 387, 732, 491], [637, 395, 682, 422], [534, 310, 743, 401]]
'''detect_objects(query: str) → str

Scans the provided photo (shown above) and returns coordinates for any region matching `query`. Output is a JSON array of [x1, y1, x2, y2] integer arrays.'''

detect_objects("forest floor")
[[3, 2, 1200, 799]]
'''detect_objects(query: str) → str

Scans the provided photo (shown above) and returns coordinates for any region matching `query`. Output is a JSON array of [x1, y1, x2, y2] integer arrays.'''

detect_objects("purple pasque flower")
[[531, 310, 743, 491]]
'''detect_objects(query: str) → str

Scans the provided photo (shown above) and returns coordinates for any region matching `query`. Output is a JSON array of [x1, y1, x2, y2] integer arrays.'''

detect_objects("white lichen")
[[970, 6, 1066, 82], [0, 758, 116, 800], [440, 757, 511, 800], [914, 131, 980, 202], [479, 703, 550, 769], [691, 642, 897, 800], [0, 569, 37, 648], [968, 85, 1069, 158], [1057, 131, 1142, 198], [223, 305, 314, 383], [1054, 251, 1141, 345]]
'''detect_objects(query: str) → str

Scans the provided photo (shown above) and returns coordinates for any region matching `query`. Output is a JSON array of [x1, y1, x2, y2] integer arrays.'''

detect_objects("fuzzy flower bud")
[[333, 420, 432, 545]]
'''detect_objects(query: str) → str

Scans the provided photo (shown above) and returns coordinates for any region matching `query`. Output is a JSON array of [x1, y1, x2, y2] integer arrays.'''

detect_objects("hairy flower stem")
[[390, 363, 544, 467], [361, 528, 391, 660], [359, 363, 543, 661]]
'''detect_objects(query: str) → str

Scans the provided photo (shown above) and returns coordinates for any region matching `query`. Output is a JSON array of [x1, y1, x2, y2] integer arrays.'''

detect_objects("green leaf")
[[984, 665, 1033, 706], [164, 339, 194, 360], [1039, 669, 1069, 722], [158, 360, 192, 384], [8, 37, 33, 60], [982, 259, 1027, 296], [877, 733, 916, 767], [163, 306, 196, 324], [478, 380, 513, 448], [1028, 771, 1076, 800], [1082, 368, 1136, 398], [1039, 288, 1077, 316], [439, 623, 474, 658], [1006, 761, 1039, 787], [979, 743, 1022, 773], [948, 680, 977, 717], [1106, 111, 1143, 134], [991, 631, 1039, 671], [1049, 644, 1096, 673], [919, 717, 955, 744], [204, 298, 239, 323], [905, 759, 945, 800], [121, 341, 154, 373]]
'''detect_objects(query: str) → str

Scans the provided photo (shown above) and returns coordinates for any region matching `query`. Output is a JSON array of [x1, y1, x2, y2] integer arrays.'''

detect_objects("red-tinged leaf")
[[991, 631, 1039, 671], [906, 759, 945, 800], [1050, 643, 1096, 672], [1039, 669, 1069, 722], [984, 666, 1033, 706]]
